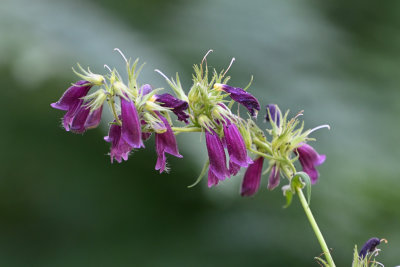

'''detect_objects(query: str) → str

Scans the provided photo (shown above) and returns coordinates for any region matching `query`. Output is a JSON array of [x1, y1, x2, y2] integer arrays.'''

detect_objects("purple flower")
[[69, 105, 103, 134], [120, 96, 143, 148], [267, 164, 280, 190], [229, 161, 241, 176], [214, 83, 260, 117], [295, 143, 326, 184], [240, 157, 264, 196], [265, 104, 280, 127], [51, 80, 92, 131], [359, 237, 381, 259], [155, 93, 189, 124], [155, 112, 183, 173], [104, 123, 133, 163], [208, 168, 219, 187], [224, 123, 253, 172], [206, 130, 230, 184]]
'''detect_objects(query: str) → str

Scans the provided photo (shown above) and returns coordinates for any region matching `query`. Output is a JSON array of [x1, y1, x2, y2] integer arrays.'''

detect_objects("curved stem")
[[296, 187, 336, 267], [109, 98, 122, 125]]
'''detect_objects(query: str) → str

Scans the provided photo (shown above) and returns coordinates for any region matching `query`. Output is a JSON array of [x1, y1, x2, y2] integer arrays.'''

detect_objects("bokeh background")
[[1, 0, 400, 266]]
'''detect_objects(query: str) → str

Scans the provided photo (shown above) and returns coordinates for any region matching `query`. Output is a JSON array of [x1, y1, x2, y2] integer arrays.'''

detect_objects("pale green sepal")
[[282, 185, 293, 208], [154, 70, 188, 102], [188, 159, 210, 188], [82, 89, 107, 112], [72, 63, 105, 86]]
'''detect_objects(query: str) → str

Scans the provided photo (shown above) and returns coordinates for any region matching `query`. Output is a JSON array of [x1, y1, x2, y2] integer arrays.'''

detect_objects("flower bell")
[[240, 157, 264, 196], [205, 130, 230, 187], [155, 93, 189, 124], [214, 83, 260, 117], [104, 122, 133, 163], [295, 143, 326, 184]]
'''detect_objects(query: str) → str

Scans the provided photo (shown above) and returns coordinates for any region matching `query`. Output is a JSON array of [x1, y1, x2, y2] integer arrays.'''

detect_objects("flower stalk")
[[296, 186, 335, 267]]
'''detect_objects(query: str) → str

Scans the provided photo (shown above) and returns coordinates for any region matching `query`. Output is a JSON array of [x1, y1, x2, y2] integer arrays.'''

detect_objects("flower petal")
[[267, 165, 280, 190], [224, 123, 253, 167], [216, 84, 260, 117], [120, 96, 143, 148], [155, 93, 189, 123], [241, 157, 264, 196], [205, 130, 230, 180], [51, 80, 92, 110], [295, 143, 326, 184]]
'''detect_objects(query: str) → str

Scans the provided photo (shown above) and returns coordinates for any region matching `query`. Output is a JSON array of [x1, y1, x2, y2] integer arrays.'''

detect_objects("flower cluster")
[[51, 50, 328, 198]]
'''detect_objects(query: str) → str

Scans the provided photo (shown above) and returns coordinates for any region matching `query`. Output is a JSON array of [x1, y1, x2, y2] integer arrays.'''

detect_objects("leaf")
[[291, 171, 312, 205]]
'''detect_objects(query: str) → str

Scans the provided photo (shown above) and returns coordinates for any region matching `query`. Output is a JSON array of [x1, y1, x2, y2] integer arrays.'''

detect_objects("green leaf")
[[283, 189, 293, 208]]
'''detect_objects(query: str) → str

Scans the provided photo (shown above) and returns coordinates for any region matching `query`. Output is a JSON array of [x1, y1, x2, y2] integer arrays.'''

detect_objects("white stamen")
[[308, 124, 331, 135], [114, 48, 128, 64], [154, 69, 172, 83], [223, 57, 235, 77], [104, 64, 112, 73], [201, 49, 213, 67]]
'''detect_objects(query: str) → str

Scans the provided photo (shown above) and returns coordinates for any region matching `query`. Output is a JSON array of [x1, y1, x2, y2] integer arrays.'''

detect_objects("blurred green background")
[[1, 0, 400, 266]]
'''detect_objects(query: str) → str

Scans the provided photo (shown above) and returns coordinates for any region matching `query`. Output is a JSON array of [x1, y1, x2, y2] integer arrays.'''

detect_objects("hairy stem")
[[172, 127, 202, 132], [296, 187, 336, 267]]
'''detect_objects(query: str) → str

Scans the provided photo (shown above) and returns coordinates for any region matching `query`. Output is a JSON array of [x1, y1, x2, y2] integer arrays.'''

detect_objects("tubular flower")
[[139, 84, 152, 96], [104, 123, 133, 163], [265, 104, 281, 127], [224, 123, 253, 170], [70, 105, 103, 134], [214, 83, 260, 117], [155, 113, 183, 173], [205, 130, 230, 185], [240, 157, 264, 196], [295, 143, 326, 184], [267, 164, 280, 190], [51, 80, 93, 131], [120, 96, 144, 148], [155, 93, 189, 123], [359, 237, 381, 259]]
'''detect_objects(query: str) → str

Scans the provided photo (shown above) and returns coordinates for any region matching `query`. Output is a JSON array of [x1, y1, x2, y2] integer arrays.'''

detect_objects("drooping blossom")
[[51, 80, 93, 131], [154, 112, 183, 173], [240, 157, 264, 196], [120, 96, 143, 148], [267, 164, 280, 190], [104, 122, 133, 163], [69, 105, 103, 133], [205, 130, 230, 186], [155, 93, 189, 123], [359, 237, 381, 259], [139, 84, 153, 96], [214, 83, 260, 117], [265, 104, 280, 127], [295, 143, 326, 184], [223, 122, 253, 175]]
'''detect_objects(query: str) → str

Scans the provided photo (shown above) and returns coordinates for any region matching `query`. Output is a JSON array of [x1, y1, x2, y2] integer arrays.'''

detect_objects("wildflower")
[[224, 122, 253, 170], [267, 164, 280, 190], [214, 83, 260, 117], [205, 130, 230, 185], [240, 157, 264, 196], [154, 112, 183, 173], [139, 84, 152, 96], [359, 237, 381, 259], [104, 122, 133, 163], [295, 143, 326, 184], [265, 104, 281, 127], [50, 80, 92, 131], [120, 96, 143, 148], [155, 93, 189, 123]]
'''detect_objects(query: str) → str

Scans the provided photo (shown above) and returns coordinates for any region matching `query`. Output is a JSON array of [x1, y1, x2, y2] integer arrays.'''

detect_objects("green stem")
[[109, 98, 122, 125], [252, 138, 273, 154], [248, 148, 274, 160], [171, 127, 202, 132], [296, 187, 335, 267]]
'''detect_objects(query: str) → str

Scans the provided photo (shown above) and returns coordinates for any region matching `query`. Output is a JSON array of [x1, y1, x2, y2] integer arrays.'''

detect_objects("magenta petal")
[[51, 80, 92, 110], [104, 123, 133, 163], [267, 165, 280, 190], [120, 96, 143, 148], [207, 169, 219, 188], [241, 157, 264, 196], [205, 130, 230, 180], [224, 123, 253, 167], [139, 84, 153, 96], [155, 93, 189, 124], [84, 106, 103, 129], [295, 143, 326, 184], [229, 161, 241, 176], [70, 106, 90, 133], [154, 113, 182, 173], [219, 84, 260, 117]]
